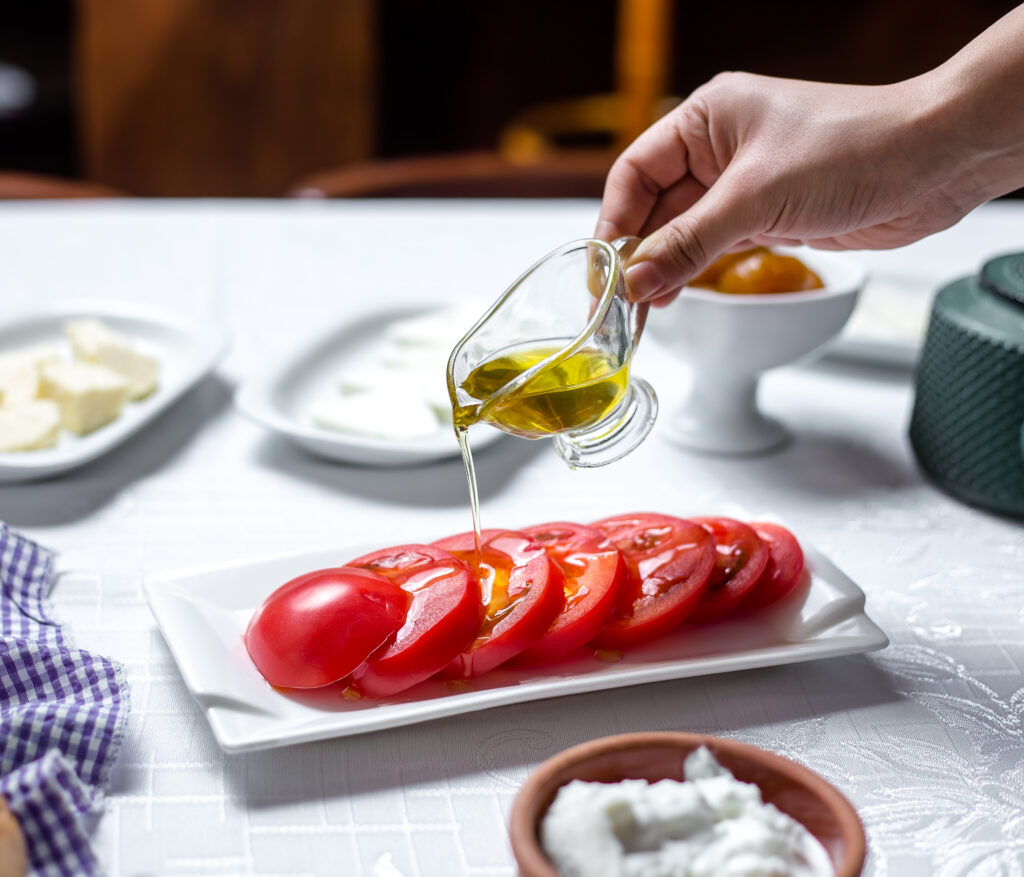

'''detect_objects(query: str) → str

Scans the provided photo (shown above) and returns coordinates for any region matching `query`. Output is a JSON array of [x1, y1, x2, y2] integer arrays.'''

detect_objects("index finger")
[[595, 107, 692, 241]]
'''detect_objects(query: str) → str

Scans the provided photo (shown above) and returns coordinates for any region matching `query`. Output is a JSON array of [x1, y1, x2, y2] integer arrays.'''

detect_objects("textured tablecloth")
[[0, 199, 1021, 876]]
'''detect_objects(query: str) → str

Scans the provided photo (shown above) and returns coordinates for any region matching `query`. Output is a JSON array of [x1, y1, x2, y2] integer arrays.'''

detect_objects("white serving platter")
[[234, 304, 501, 466], [0, 300, 226, 482], [145, 526, 888, 753]]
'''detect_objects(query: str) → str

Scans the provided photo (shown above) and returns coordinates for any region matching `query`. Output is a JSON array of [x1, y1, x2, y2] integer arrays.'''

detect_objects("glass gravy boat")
[[447, 236, 657, 468]]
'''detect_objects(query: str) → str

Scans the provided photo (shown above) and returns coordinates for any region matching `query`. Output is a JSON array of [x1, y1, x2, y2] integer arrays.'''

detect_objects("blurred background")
[[0, 0, 1020, 198]]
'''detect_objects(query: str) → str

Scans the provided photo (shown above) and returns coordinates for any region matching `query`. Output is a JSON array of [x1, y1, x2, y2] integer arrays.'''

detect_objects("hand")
[[0, 797, 28, 877], [597, 6, 1024, 304]]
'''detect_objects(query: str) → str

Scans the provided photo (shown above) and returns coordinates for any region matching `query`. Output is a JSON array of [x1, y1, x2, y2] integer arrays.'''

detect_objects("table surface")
[[1, 199, 1022, 877]]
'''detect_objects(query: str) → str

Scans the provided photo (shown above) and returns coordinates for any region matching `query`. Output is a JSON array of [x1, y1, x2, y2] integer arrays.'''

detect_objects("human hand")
[[596, 71, 975, 304], [0, 796, 27, 877]]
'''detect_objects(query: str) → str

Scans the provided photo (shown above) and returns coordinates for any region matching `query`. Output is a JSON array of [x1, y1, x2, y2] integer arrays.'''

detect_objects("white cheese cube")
[[65, 319, 160, 400], [312, 391, 441, 440], [0, 343, 62, 408], [0, 400, 61, 451], [40, 361, 129, 435]]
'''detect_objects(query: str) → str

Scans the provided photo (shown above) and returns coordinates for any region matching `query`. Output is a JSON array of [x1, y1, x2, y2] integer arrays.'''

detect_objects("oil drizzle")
[[456, 427, 483, 566]]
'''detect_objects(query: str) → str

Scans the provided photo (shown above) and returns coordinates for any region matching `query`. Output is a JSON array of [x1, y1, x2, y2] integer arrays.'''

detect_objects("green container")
[[909, 253, 1024, 518]]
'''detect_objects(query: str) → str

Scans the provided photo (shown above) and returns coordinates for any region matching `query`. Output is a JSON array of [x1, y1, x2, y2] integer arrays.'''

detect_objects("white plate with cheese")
[[0, 300, 226, 482], [235, 303, 502, 466]]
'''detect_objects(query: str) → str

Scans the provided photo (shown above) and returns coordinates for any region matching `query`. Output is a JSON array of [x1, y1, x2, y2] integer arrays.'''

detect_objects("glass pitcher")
[[447, 236, 657, 468]]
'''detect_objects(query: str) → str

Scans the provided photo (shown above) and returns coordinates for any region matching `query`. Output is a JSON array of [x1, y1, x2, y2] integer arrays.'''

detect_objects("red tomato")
[[741, 522, 806, 611], [432, 529, 565, 678], [688, 517, 770, 623], [346, 544, 482, 697], [513, 522, 626, 665], [244, 568, 407, 689], [591, 513, 715, 648]]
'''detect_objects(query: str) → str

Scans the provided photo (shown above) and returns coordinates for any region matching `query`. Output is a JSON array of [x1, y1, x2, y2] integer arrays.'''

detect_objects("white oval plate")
[[0, 300, 227, 482], [234, 305, 501, 467], [145, 513, 888, 753]]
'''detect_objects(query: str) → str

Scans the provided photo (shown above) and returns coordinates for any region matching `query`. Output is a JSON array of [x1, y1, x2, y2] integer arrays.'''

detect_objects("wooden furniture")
[[500, 0, 675, 163], [289, 150, 614, 199], [74, 0, 377, 197], [0, 171, 121, 199]]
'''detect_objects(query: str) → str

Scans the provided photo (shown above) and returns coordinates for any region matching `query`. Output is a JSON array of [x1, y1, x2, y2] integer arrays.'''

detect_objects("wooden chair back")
[[290, 150, 613, 199]]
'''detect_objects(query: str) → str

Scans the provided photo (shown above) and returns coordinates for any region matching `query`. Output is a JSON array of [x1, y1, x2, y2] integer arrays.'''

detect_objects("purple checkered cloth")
[[1, 522, 129, 876]]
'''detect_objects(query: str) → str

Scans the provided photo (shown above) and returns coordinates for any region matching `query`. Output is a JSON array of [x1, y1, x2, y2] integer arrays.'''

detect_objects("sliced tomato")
[[432, 529, 565, 678], [513, 522, 626, 665], [244, 567, 407, 689], [591, 513, 715, 648], [688, 517, 770, 623], [741, 522, 806, 611], [346, 544, 482, 697]]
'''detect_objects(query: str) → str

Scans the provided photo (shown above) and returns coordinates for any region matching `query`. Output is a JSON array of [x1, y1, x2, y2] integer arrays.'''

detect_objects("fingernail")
[[625, 260, 667, 302], [594, 220, 620, 242]]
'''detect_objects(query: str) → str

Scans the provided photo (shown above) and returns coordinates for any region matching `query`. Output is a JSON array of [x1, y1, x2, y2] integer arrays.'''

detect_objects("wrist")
[[919, 11, 1024, 204]]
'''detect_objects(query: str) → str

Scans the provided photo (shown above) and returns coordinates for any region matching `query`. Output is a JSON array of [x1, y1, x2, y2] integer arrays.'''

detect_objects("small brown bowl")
[[509, 732, 865, 877]]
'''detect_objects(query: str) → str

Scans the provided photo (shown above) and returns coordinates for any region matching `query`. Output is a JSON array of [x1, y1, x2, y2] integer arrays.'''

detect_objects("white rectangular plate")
[[0, 300, 226, 481], [145, 529, 888, 753]]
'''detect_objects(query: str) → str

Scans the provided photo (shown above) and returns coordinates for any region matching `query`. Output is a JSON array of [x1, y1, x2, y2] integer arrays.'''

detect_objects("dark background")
[[0, 0, 1018, 195]]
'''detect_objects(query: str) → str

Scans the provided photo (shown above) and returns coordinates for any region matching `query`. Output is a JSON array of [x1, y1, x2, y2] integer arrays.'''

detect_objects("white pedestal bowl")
[[646, 248, 866, 454]]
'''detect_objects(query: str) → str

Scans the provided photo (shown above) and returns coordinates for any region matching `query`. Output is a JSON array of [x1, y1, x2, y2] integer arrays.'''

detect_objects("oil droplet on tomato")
[[594, 649, 623, 663], [341, 686, 363, 701], [444, 679, 475, 693]]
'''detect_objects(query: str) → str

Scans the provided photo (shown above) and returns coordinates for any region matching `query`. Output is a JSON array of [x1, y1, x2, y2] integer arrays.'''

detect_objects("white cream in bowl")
[[541, 746, 834, 877]]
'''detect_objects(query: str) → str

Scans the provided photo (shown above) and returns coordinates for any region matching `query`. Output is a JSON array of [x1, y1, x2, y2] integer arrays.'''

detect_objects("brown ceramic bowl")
[[509, 732, 865, 877]]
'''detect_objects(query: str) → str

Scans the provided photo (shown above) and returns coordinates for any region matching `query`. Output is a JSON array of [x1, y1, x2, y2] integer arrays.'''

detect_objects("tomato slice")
[[591, 513, 715, 648], [345, 544, 482, 697], [741, 522, 806, 611], [687, 517, 770, 623], [432, 529, 565, 678], [513, 522, 626, 665], [244, 567, 407, 689]]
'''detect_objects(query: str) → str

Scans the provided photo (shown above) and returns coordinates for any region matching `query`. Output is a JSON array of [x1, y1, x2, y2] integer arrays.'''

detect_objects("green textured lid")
[[980, 251, 1024, 308], [934, 274, 1024, 350]]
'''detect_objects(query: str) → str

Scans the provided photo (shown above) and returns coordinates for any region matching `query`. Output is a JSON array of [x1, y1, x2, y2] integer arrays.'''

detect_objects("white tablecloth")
[[1, 199, 1021, 876]]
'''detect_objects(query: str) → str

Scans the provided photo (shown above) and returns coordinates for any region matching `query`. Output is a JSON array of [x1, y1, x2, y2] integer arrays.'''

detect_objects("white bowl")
[[646, 247, 865, 454]]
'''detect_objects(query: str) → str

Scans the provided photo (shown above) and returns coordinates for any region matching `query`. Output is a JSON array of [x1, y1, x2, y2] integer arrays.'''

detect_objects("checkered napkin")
[[1, 523, 129, 876]]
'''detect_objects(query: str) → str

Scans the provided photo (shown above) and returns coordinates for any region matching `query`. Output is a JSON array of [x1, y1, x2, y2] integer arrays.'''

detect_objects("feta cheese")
[[39, 361, 129, 435], [0, 343, 62, 408], [541, 747, 834, 877], [312, 391, 441, 440], [0, 400, 61, 451], [65, 319, 160, 400], [336, 367, 452, 420], [383, 305, 481, 349]]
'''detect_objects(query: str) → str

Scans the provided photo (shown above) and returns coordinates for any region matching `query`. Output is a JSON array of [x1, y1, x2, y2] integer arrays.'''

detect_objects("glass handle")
[[611, 235, 650, 351]]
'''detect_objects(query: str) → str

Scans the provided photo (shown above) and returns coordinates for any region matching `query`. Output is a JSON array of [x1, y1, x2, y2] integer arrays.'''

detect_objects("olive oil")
[[453, 345, 629, 436], [451, 343, 629, 564]]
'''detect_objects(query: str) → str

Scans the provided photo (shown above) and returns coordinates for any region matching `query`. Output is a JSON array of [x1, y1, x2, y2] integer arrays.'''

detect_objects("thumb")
[[625, 172, 765, 301]]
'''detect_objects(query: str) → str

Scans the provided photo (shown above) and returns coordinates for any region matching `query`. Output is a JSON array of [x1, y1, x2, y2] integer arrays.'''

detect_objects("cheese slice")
[[65, 319, 160, 400], [0, 343, 62, 408], [0, 400, 61, 451], [384, 305, 482, 348], [312, 391, 441, 440], [40, 361, 129, 435]]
